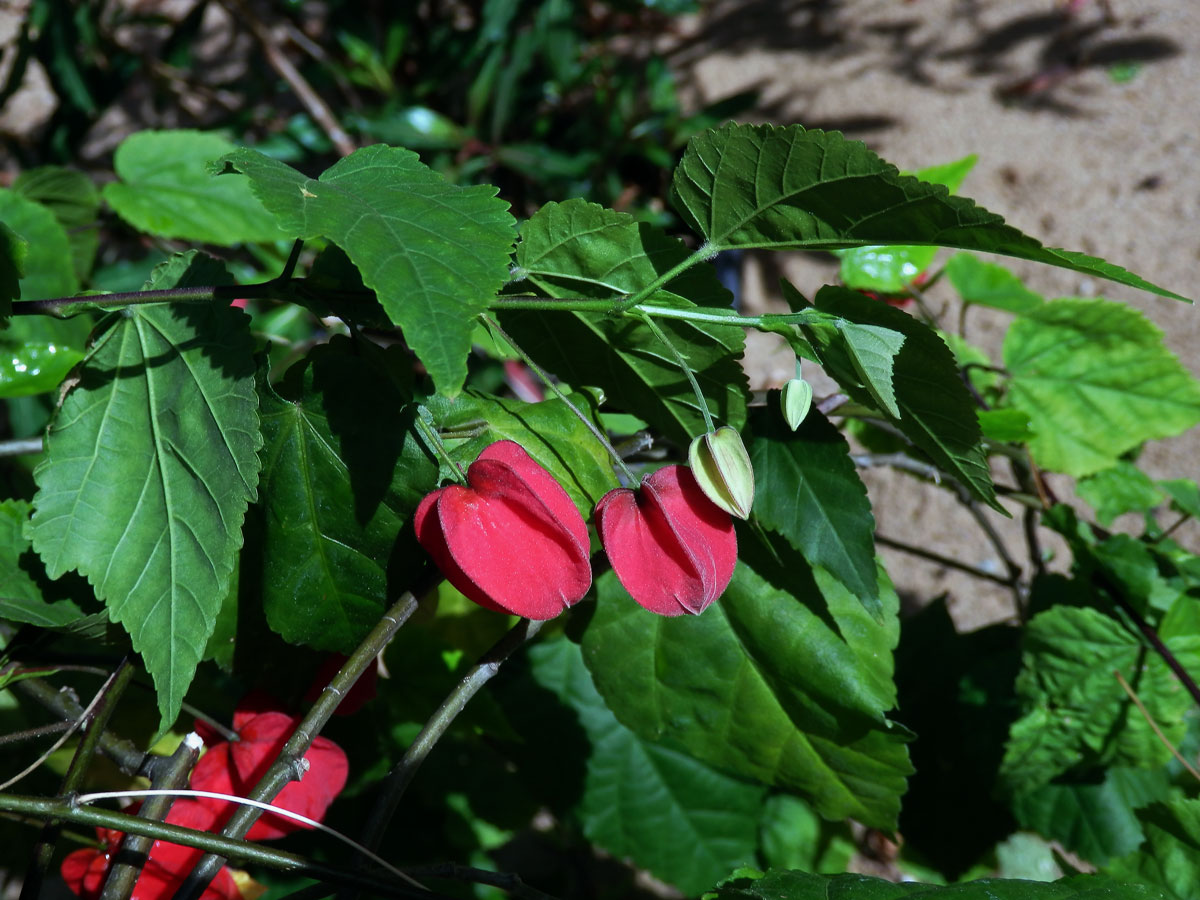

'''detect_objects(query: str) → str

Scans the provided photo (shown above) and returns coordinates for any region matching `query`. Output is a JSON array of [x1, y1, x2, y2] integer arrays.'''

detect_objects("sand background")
[[668, 0, 1200, 629]]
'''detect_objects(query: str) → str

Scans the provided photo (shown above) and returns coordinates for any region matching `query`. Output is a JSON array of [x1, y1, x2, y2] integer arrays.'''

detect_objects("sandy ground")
[[671, 0, 1200, 629]]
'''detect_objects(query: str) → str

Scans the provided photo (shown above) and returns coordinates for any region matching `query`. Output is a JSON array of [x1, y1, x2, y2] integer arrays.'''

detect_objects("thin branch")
[[0, 720, 70, 746], [0, 437, 43, 457], [172, 590, 423, 900], [1105, 580, 1200, 709], [13, 677, 151, 777], [21, 660, 134, 900], [356, 619, 547, 860], [10, 284, 240, 317], [99, 734, 204, 900], [224, 0, 355, 157], [851, 452, 942, 484], [0, 796, 433, 899], [875, 534, 1014, 588], [1113, 669, 1200, 782]]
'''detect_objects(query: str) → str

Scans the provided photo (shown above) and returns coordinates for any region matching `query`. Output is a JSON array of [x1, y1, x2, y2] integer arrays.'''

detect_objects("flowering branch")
[[171, 590, 424, 900]]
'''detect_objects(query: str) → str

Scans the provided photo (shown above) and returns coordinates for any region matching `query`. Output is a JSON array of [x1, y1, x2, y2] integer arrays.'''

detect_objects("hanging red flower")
[[60, 799, 241, 900], [414, 440, 592, 619], [595, 464, 737, 616], [190, 707, 348, 841]]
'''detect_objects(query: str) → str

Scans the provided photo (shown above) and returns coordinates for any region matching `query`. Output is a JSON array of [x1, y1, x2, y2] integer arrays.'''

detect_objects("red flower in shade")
[[61, 799, 240, 900], [414, 440, 592, 619], [595, 465, 737, 616], [190, 707, 348, 841]]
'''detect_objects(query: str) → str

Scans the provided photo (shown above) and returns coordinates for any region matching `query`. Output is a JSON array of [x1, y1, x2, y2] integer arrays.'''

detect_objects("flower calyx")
[[687, 426, 755, 520]]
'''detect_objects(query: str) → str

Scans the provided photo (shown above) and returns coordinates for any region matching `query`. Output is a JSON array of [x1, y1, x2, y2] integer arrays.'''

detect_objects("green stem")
[[172, 591, 423, 900], [355, 619, 546, 867], [99, 735, 202, 900], [21, 660, 135, 900], [489, 295, 625, 312], [14, 676, 153, 777], [414, 410, 468, 486], [614, 243, 713, 311], [639, 313, 714, 433], [0, 796, 432, 899], [9, 284, 243, 317], [482, 315, 639, 486]]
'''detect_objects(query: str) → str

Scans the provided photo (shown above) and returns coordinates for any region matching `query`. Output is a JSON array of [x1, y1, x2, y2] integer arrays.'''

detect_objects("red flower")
[[190, 707, 348, 841], [61, 799, 240, 900], [595, 465, 737, 616], [414, 440, 592, 619]]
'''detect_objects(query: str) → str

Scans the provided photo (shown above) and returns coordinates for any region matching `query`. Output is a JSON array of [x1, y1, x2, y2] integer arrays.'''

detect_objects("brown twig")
[[1113, 669, 1200, 782]]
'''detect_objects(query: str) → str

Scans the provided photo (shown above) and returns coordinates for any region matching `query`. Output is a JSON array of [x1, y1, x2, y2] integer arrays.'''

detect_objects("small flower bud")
[[688, 426, 755, 520], [781, 378, 813, 431]]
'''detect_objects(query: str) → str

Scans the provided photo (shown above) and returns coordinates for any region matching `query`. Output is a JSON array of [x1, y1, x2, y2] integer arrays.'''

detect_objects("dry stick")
[[171, 591, 422, 900], [1113, 669, 1200, 783], [224, 0, 356, 157], [353, 619, 548, 879], [0, 436, 43, 457], [99, 734, 204, 900], [19, 659, 135, 900], [875, 534, 1014, 588]]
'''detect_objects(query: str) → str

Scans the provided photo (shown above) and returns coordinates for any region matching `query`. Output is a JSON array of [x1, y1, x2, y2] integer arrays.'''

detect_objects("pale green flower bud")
[[688, 426, 755, 519], [781, 378, 813, 431]]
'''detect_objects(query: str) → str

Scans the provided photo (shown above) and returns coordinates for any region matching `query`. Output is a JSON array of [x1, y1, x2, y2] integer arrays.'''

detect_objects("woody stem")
[[482, 315, 640, 486]]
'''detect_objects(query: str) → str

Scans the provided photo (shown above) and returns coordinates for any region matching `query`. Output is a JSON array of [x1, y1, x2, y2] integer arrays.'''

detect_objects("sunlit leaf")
[[218, 144, 515, 396], [103, 130, 286, 245], [671, 124, 1187, 300], [1004, 298, 1200, 477]]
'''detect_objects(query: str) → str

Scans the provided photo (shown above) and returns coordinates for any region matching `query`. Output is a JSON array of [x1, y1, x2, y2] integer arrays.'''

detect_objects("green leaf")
[[501, 299, 748, 446], [671, 124, 1186, 301], [838, 321, 905, 419], [432, 390, 620, 512], [0, 314, 90, 398], [809, 286, 998, 510], [945, 253, 1044, 313], [257, 337, 437, 652], [1159, 479, 1200, 520], [0, 188, 79, 301], [529, 637, 764, 895], [515, 200, 729, 305], [1004, 298, 1200, 477], [978, 408, 1034, 443], [0, 220, 24, 316], [103, 131, 286, 245], [582, 533, 910, 830], [749, 406, 879, 616], [706, 869, 1170, 899], [1107, 799, 1200, 900], [0, 499, 84, 627], [219, 144, 515, 396], [505, 199, 748, 444], [838, 245, 937, 295], [1000, 604, 1200, 793], [13, 165, 102, 281], [29, 253, 261, 729], [1077, 462, 1165, 527], [1010, 767, 1170, 865]]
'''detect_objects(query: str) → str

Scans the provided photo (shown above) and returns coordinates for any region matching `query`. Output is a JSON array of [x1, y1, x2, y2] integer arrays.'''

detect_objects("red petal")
[[62, 848, 109, 900], [597, 466, 736, 616], [416, 441, 592, 619], [192, 710, 348, 841]]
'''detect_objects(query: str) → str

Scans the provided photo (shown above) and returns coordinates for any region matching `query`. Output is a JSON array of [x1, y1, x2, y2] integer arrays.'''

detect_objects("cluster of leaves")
[[3, 119, 1200, 900]]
